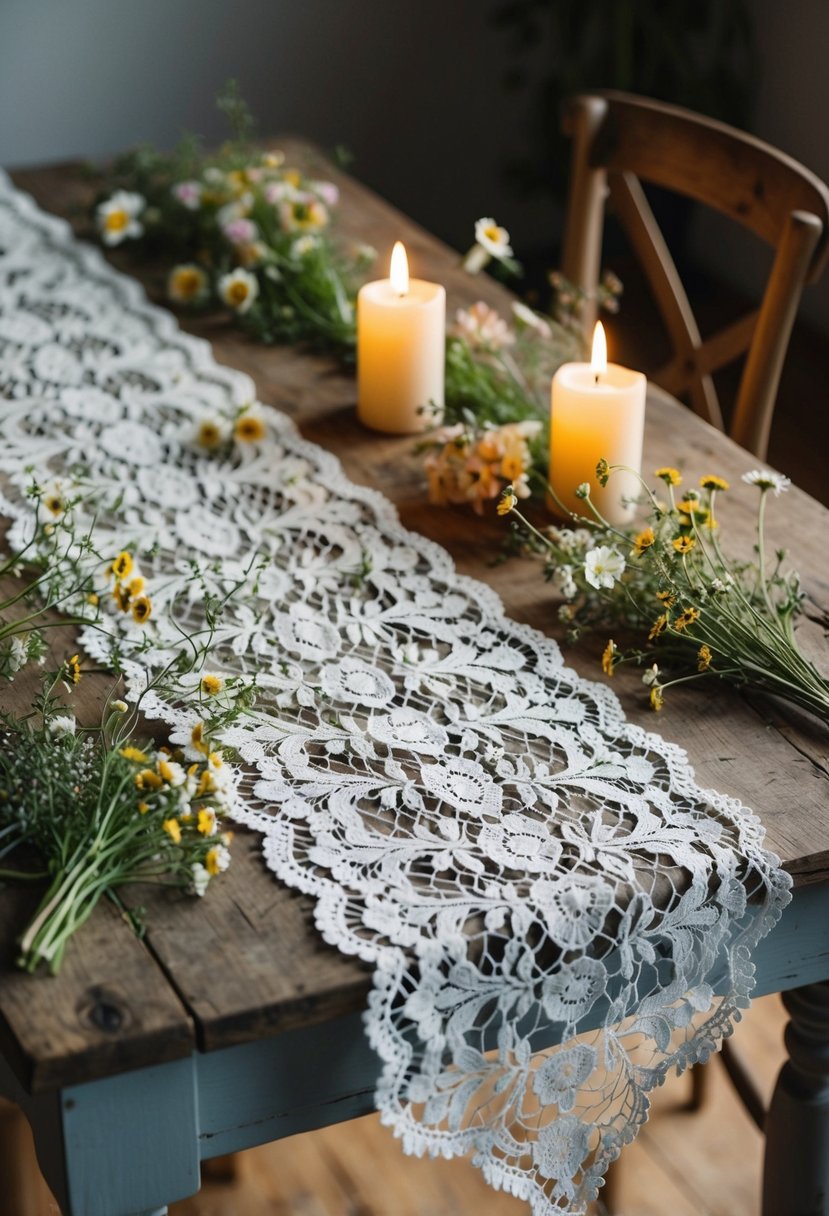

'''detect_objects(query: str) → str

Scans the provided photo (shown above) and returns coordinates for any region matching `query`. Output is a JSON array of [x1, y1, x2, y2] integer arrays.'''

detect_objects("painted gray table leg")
[[763, 981, 829, 1215]]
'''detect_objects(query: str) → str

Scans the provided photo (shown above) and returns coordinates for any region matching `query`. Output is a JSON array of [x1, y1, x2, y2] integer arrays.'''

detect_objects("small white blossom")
[[96, 191, 145, 246], [552, 564, 577, 600], [218, 268, 259, 314], [584, 545, 625, 590], [188, 863, 210, 897], [642, 664, 661, 687], [474, 217, 512, 260], [49, 715, 76, 738], [8, 636, 27, 674], [210, 843, 232, 873], [112, 699, 129, 713], [742, 469, 791, 495]]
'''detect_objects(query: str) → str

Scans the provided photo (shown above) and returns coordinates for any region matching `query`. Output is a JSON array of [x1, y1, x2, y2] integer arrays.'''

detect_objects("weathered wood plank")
[[2, 144, 828, 1074]]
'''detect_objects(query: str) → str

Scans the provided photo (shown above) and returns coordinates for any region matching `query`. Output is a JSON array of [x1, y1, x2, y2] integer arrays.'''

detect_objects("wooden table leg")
[[763, 980, 829, 1215]]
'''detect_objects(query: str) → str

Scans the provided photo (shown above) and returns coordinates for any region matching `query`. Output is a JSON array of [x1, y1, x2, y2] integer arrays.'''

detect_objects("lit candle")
[[357, 241, 446, 433], [549, 322, 646, 525]]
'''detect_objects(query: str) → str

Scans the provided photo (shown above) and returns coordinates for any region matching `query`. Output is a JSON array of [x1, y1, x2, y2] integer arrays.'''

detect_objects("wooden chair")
[[560, 90, 829, 459]]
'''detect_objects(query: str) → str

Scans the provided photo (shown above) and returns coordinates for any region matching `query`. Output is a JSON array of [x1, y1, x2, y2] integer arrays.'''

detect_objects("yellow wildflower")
[[111, 551, 133, 581], [656, 590, 676, 606], [677, 499, 707, 517], [87, 593, 99, 606], [191, 722, 208, 755], [655, 467, 682, 486], [234, 414, 267, 443], [120, 746, 149, 763], [44, 493, 65, 516], [672, 535, 696, 555], [674, 607, 701, 631], [162, 818, 182, 844], [697, 644, 713, 671], [633, 527, 655, 554], [200, 673, 224, 696], [128, 576, 145, 596], [500, 452, 525, 481], [197, 770, 216, 797], [197, 420, 224, 449], [197, 808, 216, 836], [167, 263, 208, 305], [131, 595, 152, 624], [649, 685, 664, 712], [497, 487, 517, 516], [113, 584, 132, 612], [137, 801, 150, 815], [700, 474, 729, 492], [136, 768, 163, 791], [157, 758, 176, 784], [66, 653, 82, 685], [208, 751, 223, 769], [283, 168, 302, 188], [601, 639, 618, 677], [648, 613, 669, 640]]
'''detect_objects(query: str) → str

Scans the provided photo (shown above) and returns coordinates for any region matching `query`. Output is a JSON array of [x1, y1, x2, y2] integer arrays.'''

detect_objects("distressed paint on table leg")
[[58, 1056, 199, 1216], [763, 980, 829, 1215]]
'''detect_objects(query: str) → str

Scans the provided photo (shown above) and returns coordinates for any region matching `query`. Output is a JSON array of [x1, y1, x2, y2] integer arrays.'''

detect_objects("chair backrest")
[[560, 90, 829, 458]]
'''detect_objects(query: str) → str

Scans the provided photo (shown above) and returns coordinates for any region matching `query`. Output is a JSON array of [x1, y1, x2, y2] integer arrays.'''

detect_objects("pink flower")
[[311, 180, 339, 208], [451, 301, 515, 351], [172, 181, 202, 210], [223, 217, 258, 246]]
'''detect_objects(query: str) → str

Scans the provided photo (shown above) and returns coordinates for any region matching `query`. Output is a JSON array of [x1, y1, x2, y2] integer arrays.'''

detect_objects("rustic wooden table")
[[1, 144, 828, 1216]]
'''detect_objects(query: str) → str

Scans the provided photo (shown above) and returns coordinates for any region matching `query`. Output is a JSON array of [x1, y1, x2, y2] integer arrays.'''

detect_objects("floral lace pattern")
[[0, 171, 791, 1214]]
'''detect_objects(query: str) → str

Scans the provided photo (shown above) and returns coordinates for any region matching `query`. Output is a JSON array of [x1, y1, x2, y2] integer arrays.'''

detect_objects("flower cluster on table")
[[499, 461, 829, 728], [0, 486, 254, 972]]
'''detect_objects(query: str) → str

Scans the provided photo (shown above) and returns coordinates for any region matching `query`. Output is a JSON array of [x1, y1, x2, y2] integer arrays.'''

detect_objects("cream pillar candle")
[[357, 241, 445, 434], [549, 323, 646, 525]]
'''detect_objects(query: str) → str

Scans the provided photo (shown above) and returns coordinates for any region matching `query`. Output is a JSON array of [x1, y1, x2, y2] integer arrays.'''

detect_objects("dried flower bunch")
[[499, 462, 829, 726]]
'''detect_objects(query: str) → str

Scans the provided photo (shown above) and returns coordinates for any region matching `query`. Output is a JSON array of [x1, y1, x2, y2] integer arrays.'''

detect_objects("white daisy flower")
[[474, 217, 512, 260], [742, 469, 791, 495], [218, 268, 259, 314], [584, 545, 625, 590], [96, 191, 145, 246], [293, 234, 320, 257], [642, 663, 661, 686]]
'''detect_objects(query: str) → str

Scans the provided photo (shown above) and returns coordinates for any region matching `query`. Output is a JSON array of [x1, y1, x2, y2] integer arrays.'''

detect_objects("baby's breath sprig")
[[498, 462, 829, 726]]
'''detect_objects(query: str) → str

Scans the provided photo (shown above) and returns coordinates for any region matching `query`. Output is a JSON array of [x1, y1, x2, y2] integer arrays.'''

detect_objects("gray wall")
[[2, 1, 828, 329], [0, 0, 551, 255]]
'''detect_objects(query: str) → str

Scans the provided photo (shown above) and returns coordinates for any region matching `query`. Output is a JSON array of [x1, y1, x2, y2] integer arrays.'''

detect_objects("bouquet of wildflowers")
[[91, 82, 371, 351], [0, 665, 239, 974], [499, 463, 829, 726], [0, 486, 256, 973]]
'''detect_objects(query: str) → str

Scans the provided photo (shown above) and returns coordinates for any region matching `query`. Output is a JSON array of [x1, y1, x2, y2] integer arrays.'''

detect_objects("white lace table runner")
[[0, 170, 791, 1214]]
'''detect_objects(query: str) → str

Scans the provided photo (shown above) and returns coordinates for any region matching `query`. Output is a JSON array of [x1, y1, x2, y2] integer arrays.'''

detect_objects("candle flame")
[[390, 241, 409, 296], [591, 321, 608, 378]]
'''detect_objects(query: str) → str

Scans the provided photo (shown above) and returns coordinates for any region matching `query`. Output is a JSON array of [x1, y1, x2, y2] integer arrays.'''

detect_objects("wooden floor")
[[11, 993, 787, 1216]]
